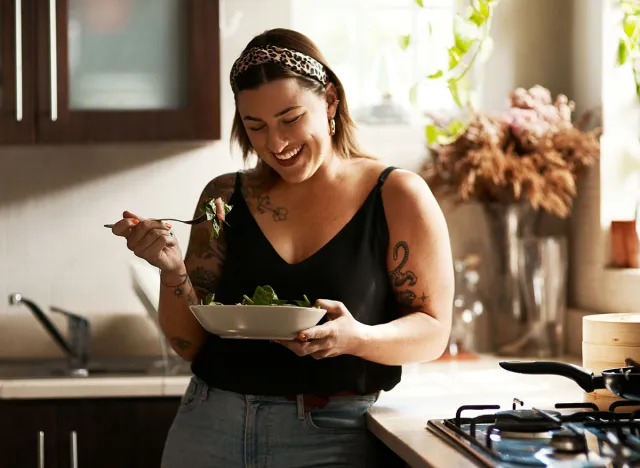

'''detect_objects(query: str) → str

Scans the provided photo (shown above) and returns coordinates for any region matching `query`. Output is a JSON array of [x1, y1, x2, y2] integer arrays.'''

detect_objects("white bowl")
[[188, 305, 327, 340]]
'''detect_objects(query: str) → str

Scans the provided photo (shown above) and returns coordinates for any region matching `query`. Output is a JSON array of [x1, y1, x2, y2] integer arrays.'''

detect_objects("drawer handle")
[[70, 430, 78, 468], [49, 0, 58, 121], [37, 431, 44, 468], [14, 0, 23, 121]]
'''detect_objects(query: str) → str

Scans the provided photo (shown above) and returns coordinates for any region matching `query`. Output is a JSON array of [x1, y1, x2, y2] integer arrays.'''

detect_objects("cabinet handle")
[[49, 0, 58, 121], [14, 0, 22, 121], [37, 431, 44, 468], [70, 431, 78, 468]]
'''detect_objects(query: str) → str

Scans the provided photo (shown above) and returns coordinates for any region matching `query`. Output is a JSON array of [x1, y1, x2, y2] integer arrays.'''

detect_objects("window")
[[292, 0, 455, 126]]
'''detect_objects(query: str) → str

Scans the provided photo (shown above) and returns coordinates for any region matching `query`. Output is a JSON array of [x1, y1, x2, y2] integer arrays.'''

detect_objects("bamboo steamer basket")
[[582, 313, 640, 346], [582, 313, 640, 400], [582, 342, 640, 395]]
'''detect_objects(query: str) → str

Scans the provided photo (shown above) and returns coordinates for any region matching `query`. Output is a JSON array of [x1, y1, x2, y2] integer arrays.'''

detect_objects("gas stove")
[[426, 398, 640, 467]]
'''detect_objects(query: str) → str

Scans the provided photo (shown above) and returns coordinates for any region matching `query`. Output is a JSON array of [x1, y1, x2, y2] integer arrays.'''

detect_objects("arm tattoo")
[[388, 241, 428, 312], [171, 337, 192, 351], [189, 266, 220, 298], [190, 228, 226, 261], [167, 276, 200, 305], [204, 174, 236, 203]]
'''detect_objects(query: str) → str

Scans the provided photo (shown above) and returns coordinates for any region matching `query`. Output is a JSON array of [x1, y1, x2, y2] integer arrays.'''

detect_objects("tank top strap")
[[377, 166, 398, 188], [234, 171, 242, 192]]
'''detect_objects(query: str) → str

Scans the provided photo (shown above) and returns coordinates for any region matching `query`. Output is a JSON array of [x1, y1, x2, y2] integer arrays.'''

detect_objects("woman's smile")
[[273, 143, 305, 167]]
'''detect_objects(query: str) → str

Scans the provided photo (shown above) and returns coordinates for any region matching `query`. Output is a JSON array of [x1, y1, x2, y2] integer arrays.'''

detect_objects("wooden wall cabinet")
[[0, 0, 220, 145]]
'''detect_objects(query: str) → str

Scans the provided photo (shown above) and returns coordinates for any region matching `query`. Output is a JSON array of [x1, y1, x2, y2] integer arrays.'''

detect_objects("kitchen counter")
[[367, 354, 587, 468], [0, 354, 589, 467], [0, 374, 191, 399]]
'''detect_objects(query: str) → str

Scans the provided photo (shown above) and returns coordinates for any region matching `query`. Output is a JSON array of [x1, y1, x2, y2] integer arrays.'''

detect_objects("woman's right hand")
[[111, 210, 184, 273]]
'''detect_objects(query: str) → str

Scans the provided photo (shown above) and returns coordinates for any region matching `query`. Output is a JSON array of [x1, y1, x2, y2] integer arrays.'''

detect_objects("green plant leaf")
[[448, 78, 463, 107], [448, 48, 461, 70], [415, 0, 424, 7], [478, 0, 490, 18], [446, 119, 466, 136], [399, 34, 411, 50], [618, 38, 629, 65], [425, 125, 439, 145], [469, 9, 486, 27], [427, 70, 444, 79], [624, 17, 637, 38], [455, 35, 475, 55], [409, 82, 421, 106]]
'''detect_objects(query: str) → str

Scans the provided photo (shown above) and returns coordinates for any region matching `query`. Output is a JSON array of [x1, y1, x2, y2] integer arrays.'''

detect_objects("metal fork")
[[103, 214, 207, 229]]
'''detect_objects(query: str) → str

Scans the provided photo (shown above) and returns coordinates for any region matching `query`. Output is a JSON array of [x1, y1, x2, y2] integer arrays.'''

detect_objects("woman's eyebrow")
[[243, 106, 303, 121]]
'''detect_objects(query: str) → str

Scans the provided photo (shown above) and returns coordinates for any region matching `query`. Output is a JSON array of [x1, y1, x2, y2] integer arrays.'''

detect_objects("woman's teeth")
[[274, 145, 303, 160]]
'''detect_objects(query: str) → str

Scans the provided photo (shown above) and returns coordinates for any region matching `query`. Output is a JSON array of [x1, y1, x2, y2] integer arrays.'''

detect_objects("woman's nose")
[[266, 130, 288, 154]]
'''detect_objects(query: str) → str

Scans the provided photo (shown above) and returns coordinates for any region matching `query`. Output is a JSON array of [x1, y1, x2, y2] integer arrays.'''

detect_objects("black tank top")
[[191, 166, 401, 395]]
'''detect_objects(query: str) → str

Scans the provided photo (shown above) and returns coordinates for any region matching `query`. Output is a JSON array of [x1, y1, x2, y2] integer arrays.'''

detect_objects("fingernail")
[[166, 223, 172, 229], [132, 219, 139, 225], [298, 333, 306, 340]]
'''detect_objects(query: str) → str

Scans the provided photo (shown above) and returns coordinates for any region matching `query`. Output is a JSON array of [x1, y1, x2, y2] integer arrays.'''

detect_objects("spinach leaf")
[[242, 285, 288, 306], [293, 294, 312, 308], [203, 285, 316, 308], [201, 293, 223, 305], [201, 198, 233, 240]]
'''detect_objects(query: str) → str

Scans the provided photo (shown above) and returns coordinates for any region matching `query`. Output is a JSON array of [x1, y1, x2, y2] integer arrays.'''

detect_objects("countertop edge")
[[366, 415, 434, 468], [0, 375, 192, 399]]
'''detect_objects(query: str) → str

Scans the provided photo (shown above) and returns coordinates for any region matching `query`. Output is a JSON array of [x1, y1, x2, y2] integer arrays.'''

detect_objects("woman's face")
[[236, 78, 337, 184]]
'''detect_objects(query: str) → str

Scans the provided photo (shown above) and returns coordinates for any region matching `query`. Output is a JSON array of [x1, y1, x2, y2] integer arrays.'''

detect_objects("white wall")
[[570, 0, 640, 315], [0, 0, 428, 320], [1, 0, 635, 358]]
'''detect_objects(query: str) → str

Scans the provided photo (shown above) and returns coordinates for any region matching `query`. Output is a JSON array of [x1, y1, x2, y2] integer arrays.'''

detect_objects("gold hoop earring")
[[329, 118, 336, 136]]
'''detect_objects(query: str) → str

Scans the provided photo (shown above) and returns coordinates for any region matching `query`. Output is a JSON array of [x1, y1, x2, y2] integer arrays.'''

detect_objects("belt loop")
[[201, 384, 208, 401], [296, 394, 305, 420]]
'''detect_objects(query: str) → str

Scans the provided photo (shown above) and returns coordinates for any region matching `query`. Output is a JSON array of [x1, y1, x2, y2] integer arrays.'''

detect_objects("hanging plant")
[[402, 0, 500, 146], [616, 0, 640, 100]]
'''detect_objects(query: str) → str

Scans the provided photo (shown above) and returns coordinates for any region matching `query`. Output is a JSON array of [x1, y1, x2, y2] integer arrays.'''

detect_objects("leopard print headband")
[[230, 45, 328, 88]]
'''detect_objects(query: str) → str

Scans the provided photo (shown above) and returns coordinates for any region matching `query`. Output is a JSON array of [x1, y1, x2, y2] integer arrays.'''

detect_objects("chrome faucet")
[[9, 293, 91, 377]]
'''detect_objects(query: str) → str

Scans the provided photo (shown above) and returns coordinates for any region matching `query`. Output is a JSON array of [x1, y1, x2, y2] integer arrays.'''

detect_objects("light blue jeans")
[[161, 375, 384, 468]]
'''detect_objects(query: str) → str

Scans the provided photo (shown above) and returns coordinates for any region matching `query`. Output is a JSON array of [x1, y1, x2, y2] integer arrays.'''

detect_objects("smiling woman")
[[107, 27, 454, 468]]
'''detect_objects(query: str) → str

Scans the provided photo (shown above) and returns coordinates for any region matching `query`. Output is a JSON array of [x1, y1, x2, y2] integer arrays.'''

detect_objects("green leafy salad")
[[202, 285, 315, 308], [201, 198, 233, 240]]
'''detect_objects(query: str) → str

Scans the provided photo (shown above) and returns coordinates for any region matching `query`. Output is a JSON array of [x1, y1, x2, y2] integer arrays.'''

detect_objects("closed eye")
[[284, 113, 305, 125], [248, 125, 266, 132]]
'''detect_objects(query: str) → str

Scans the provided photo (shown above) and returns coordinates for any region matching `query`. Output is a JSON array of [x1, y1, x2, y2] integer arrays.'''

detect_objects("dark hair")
[[230, 28, 372, 174]]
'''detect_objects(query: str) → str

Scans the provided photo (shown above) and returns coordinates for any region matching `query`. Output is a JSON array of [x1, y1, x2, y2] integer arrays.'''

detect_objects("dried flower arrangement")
[[421, 85, 602, 218]]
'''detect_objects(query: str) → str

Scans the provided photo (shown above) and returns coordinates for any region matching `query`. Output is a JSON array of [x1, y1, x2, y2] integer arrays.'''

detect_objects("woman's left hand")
[[277, 299, 368, 359]]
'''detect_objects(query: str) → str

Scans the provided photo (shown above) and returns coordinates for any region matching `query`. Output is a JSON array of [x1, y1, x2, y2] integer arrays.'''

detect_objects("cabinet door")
[[0, 0, 35, 144], [0, 400, 58, 468], [56, 398, 179, 468], [35, 0, 220, 143]]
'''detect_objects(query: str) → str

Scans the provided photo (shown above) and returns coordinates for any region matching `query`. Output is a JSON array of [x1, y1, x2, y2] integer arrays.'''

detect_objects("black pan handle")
[[499, 361, 605, 393]]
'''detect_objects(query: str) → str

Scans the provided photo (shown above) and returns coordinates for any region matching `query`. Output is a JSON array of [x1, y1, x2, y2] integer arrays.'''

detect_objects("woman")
[[111, 28, 454, 468]]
